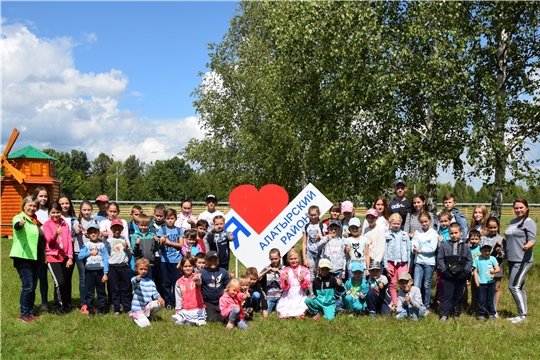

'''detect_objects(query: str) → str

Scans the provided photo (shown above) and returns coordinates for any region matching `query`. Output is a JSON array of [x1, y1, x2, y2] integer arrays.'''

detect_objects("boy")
[[203, 215, 234, 270], [78, 222, 108, 317], [318, 220, 347, 310], [388, 179, 411, 231], [474, 240, 500, 322], [302, 205, 326, 294], [343, 217, 370, 278], [105, 219, 132, 316], [434, 194, 468, 240], [343, 262, 368, 316], [91, 194, 109, 222], [127, 205, 143, 238], [305, 259, 344, 320], [149, 204, 166, 298], [244, 267, 268, 317], [437, 223, 472, 323], [196, 219, 209, 253], [394, 272, 426, 321], [198, 194, 224, 232], [194, 252, 207, 273], [201, 251, 230, 322], [366, 261, 391, 316], [258, 248, 283, 316], [466, 230, 482, 314], [131, 214, 159, 280], [175, 200, 198, 231], [157, 208, 185, 310], [130, 258, 165, 328]]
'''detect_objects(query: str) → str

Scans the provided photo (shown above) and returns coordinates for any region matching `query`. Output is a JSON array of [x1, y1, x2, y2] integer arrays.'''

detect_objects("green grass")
[[2, 239, 540, 359]]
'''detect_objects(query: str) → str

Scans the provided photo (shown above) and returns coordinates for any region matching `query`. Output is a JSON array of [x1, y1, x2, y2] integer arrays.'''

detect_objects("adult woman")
[[504, 198, 536, 324], [10, 196, 45, 322]]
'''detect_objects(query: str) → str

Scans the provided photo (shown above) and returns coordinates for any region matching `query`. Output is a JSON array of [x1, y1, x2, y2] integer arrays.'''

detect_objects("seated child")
[[219, 278, 248, 329], [343, 262, 368, 316], [172, 257, 206, 326], [276, 249, 310, 319], [244, 267, 268, 317], [203, 215, 234, 270], [131, 214, 159, 280], [130, 258, 164, 328], [473, 240, 500, 322], [201, 251, 230, 322], [305, 259, 344, 320], [181, 229, 203, 257], [394, 272, 426, 321], [258, 248, 283, 317], [366, 261, 391, 316]]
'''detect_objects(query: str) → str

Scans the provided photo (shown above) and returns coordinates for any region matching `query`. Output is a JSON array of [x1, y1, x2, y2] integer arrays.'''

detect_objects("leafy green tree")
[[145, 157, 194, 201], [65, 149, 91, 177], [122, 155, 147, 200], [89, 153, 113, 197]]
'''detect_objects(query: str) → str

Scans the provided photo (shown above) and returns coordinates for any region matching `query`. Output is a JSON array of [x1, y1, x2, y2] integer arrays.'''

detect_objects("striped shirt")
[[131, 276, 160, 312]]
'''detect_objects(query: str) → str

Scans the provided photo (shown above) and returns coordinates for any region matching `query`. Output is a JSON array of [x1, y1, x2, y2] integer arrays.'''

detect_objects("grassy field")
[[2, 220, 540, 359]]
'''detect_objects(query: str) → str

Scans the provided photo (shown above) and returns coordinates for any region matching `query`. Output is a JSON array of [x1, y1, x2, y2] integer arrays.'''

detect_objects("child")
[[363, 209, 386, 264], [276, 249, 310, 318], [43, 201, 74, 316], [437, 223, 472, 323], [258, 248, 283, 316], [203, 215, 234, 270], [149, 204, 166, 297], [196, 219, 209, 253], [32, 186, 50, 225], [301, 205, 326, 294], [481, 217, 505, 312], [365, 261, 391, 316], [131, 214, 159, 280], [175, 200, 198, 231], [343, 217, 370, 278], [343, 262, 368, 316], [244, 267, 268, 317], [105, 219, 132, 316], [76, 200, 95, 314], [435, 194, 469, 240], [473, 240, 500, 322], [99, 202, 129, 241], [363, 197, 390, 234], [470, 205, 488, 235], [322, 203, 341, 229], [467, 230, 482, 315], [91, 195, 109, 222], [394, 273, 426, 321], [78, 223, 108, 317], [171, 257, 206, 326], [340, 201, 355, 237], [219, 278, 248, 329], [127, 205, 143, 238], [201, 251, 230, 322], [181, 229, 203, 257], [384, 213, 411, 307], [305, 259, 344, 320], [434, 210, 452, 307], [411, 212, 438, 313], [157, 208, 185, 309], [238, 275, 252, 318], [318, 220, 346, 310], [32, 187, 50, 313], [194, 252, 207, 273], [198, 194, 224, 232], [404, 194, 429, 239], [130, 258, 164, 328], [388, 179, 411, 231]]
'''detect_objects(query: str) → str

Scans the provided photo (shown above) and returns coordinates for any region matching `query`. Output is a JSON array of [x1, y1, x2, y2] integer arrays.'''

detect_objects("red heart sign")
[[229, 184, 289, 234]]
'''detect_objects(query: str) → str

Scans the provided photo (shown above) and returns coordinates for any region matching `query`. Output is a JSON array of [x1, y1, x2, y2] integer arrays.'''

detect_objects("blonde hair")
[[239, 274, 250, 286], [226, 278, 240, 291], [135, 258, 150, 269], [287, 248, 302, 262], [388, 213, 403, 223], [469, 205, 488, 235]]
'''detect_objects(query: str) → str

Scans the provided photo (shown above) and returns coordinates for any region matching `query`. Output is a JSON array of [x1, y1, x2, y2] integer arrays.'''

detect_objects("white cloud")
[[1, 22, 205, 164], [84, 32, 97, 44]]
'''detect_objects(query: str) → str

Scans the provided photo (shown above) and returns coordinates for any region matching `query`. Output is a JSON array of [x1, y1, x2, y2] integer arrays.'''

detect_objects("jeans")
[[17, 263, 40, 316], [75, 253, 86, 305], [477, 282, 496, 317], [413, 264, 435, 309], [38, 263, 48, 305], [228, 306, 241, 322], [396, 305, 425, 321], [330, 271, 344, 310], [267, 296, 280, 314], [244, 291, 261, 311]]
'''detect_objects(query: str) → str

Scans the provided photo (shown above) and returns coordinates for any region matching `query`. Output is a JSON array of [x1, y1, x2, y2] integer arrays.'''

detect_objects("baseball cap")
[[206, 250, 219, 260], [351, 262, 365, 273], [348, 217, 361, 228], [86, 222, 100, 231], [341, 201, 354, 213], [205, 194, 217, 202], [95, 195, 109, 203], [366, 208, 379, 217], [328, 220, 342, 228], [480, 240, 493, 249], [110, 219, 124, 229], [394, 178, 407, 187], [318, 258, 332, 269], [398, 273, 412, 282], [369, 261, 382, 270]]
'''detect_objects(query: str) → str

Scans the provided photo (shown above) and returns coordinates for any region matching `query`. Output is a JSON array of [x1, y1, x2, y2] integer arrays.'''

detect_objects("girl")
[[344, 217, 370, 278], [301, 205, 326, 294], [384, 213, 411, 307], [504, 198, 536, 324], [32, 186, 50, 313], [276, 248, 310, 318], [469, 205, 489, 235], [363, 196, 390, 234], [363, 208, 386, 265], [76, 200, 96, 314], [181, 229, 203, 257], [43, 201, 74, 316], [411, 211, 438, 313], [99, 202, 129, 240], [175, 200, 198, 231], [340, 201, 354, 237], [322, 203, 341, 229], [404, 194, 429, 239], [58, 195, 80, 310], [172, 257, 206, 326], [219, 278, 248, 329], [481, 217, 505, 312]]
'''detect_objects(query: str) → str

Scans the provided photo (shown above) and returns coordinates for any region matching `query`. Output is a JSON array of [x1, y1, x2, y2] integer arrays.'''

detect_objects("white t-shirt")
[[198, 210, 224, 231]]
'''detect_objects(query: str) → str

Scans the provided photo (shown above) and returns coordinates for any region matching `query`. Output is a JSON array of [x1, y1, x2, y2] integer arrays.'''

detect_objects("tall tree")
[[89, 153, 113, 197]]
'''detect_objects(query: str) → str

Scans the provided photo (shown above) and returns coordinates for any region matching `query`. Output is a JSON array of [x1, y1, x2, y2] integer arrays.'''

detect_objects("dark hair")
[[179, 257, 196, 275], [442, 193, 456, 202], [194, 252, 206, 260], [154, 204, 166, 213], [411, 194, 428, 214], [373, 196, 390, 220], [181, 200, 192, 208], [246, 267, 258, 277], [330, 203, 341, 213], [57, 195, 76, 217], [449, 222, 462, 231], [514, 198, 530, 228], [32, 186, 50, 209], [78, 200, 93, 222], [131, 205, 143, 214], [185, 229, 197, 239], [196, 219, 209, 228], [308, 205, 320, 215], [269, 248, 281, 257], [48, 201, 62, 214], [417, 211, 432, 221], [468, 229, 481, 239], [107, 202, 120, 213], [438, 209, 452, 221], [486, 216, 500, 234]]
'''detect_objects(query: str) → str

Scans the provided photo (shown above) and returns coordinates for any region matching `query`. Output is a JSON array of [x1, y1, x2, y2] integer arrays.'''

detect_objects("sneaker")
[[424, 309, 430, 316], [97, 311, 105, 318], [197, 320, 207, 326], [237, 320, 248, 330], [166, 304, 174, 311], [88, 313, 95, 318], [489, 315, 497, 321], [348, 314, 355, 318], [40, 304, 48, 313], [440, 316, 448, 323], [81, 305, 89, 315], [511, 315, 527, 324], [18, 315, 34, 323], [64, 305, 74, 314], [54, 309, 66, 316], [478, 316, 486, 322], [110, 304, 115, 313], [114, 312, 120, 317], [507, 316, 521, 321], [226, 322, 234, 329], [312, 314, 321, 321], [494, 312, 499, 319], [171, 314, 185, 325]]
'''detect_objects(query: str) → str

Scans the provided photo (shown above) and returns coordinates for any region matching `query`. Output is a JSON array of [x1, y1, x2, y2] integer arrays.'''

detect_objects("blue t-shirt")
[[473, 255, 498, 284], [157, 226, 184, 263]]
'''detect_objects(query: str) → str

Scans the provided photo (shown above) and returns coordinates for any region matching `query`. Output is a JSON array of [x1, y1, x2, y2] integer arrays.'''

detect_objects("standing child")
[[198, 194, 224, 232], [219, 279, 248, 329], [196, 219, 209, 253], [130, 258, 164, 328], [434, 210, 452, 307], [469, 205, 489, 235], [127, 205, 143, 238], [474, 240, 500, 322], [58, 195, 80, 310], [99, 202, 128, 240], [343, 262, 368, 316], [365, 261, 391, 316], [131, 214, 159, 280], [322, 203, 341, 230], [149, 204, 166, 297], [481, 217, 505, 312], [301, 205, 326, 294], [76, 201, 95, 314], [305, 259, 344, 320], [340, 201, 355, 237], [181, 229, 203, 258], [466, 230, 482, 315], [78, 223, 108, 317], [363, 209, 386, 265], [175, 200, 198, 231], [203, 215, 234, 270], [157, 208, 185, 310], [394, 273, 426, 321], [171, 257, 206, 326], [344, 218, 370, 278], [105, 219, 132, 316], [437, 223, 472, 323], [363, 197, 390, 234], [91, 195, 110, 222], [384, 213, 411, 307], [276, 249, 310, 319], [388, 179, 411, 231], [258, 248, 283, 316], [404, 194, 429, 275], [435, 194, 469, 240], [32, 186, 50, 313], [318, 220, 346, 310], [201, 251, 230, 322], [194, 253, 207, 273]]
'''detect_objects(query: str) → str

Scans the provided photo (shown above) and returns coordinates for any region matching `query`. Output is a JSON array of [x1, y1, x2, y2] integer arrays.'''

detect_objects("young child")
[[127, 205, 143, 238], [305, 259, 344, 320], [198, 194, 224, 232], [301, 205, 326, 294], [258, 248, 283, 316], [481, 217, 505, 312], [384, 213, 411, 307], [194, 252, 207, 273], [343, 217, 370, 278], [318, 220, 346, 310], [201, 251, 230, 322], [394, 273, 426, 321], [131, 214, 159, 280], [404, 194, 429, 239], [466, 230, 482, 314], [203, 215, 234, 270], [105, 219, 132, 316], [322, 203, 341, 229], [149, 204, 166, 297], [181, 229, 203, 257], [470, 205, 488, 235], [78, 223, 108, 317], [171, 257, 206, 326], [130, 258, 164, 328], [340, 201, 355, 237], [343, 262, 368, 316], [365, 261, 391, 316], [157, 208, 185, 309], [99, 202, 129, 241], [219, 278, 248, 329], [244, 267, 268, 317], [74, 201, 94, 314], [363, 209, 386, 265], [437, 223, 472, 323], [196, 219, 209, 253], [435, 194, 469, 240], [473, 240, 500, 322], [363, 197, 390, 234], [175, 200, 198, 231], [437, 210, 452, 243], [91, 195, 109, 222], [388, 179, 411, 231], [276, 249, 310, 318]]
